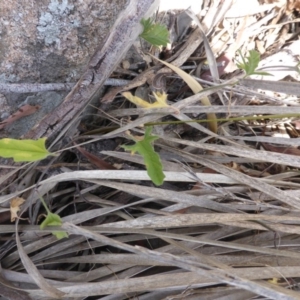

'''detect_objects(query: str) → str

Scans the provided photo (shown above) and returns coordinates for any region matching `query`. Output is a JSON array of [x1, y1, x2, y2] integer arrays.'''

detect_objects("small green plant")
[[0, 138, 53, 162], [296, 61, 300, 74], [140, 18, 169, 47], [39, 195, 68, 240], [236, 50, 272, 78], [122, 127, 165, 186], [0, 138, 66, 238]]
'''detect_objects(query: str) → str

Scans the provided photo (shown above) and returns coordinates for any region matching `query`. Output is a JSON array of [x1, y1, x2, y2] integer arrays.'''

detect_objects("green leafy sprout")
[[0, 138, 66, 239], [122, 127, 165, 186], [236, 49, 272, 78], [140, 18, 169, 47], [39, 195, 68, 240]]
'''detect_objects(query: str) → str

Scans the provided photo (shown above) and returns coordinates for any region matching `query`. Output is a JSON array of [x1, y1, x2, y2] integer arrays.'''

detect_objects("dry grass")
[[1, 0, 300, 299]]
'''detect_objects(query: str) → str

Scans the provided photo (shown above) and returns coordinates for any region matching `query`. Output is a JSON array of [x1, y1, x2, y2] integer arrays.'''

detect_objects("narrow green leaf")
[[296, 62, 300, 74], [140, 18, 169, 47], [251, 71, 273, 76], [239, 50, 246, 65], [122, 127, 165, 186], [0, 138, 52, 162], [236, 62, 245, 70], [40, 212, 68, 240]]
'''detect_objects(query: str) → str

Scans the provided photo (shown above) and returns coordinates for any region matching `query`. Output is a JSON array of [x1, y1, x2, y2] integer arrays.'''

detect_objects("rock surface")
[[0, 0, 127, 83], [0, 0, 127, 136]]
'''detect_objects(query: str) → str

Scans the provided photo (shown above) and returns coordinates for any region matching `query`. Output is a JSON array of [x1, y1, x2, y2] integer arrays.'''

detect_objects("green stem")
[[145, 113, 300, 127], [38, 195, 51, 214]]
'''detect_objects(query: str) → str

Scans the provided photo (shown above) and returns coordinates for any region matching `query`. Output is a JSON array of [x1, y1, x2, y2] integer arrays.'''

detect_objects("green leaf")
[[251, 71, 273, 76], [140, 18, 169, 47], [40, 212, 68, 240], [246, 50, 260, 75], [0, 138, 52, 162], [39, 195, 68, 240], [122, 127, 165, 186], [236, 50, 272, 77]]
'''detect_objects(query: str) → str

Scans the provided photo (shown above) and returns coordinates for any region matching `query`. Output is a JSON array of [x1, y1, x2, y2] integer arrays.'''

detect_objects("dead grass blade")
[[23, 268, 300, 298], [167, 147, 300, 209], [150, 54, 218, 133], [186, 9, 220, 83], [28, 225, 300, 259], [0, 266, 31, 300], [15, 220, 65, 298], [141, 246, 298, 300], [98, 213, 300, 230], [37, 169, 237, 184], [111, 104, 299, 117], [59, 222, 300, 300], [39, 253, 300, 268], [163, 136, 300, 168], [87, 180, 237, 213], [240, 78, 300, 95], [135, 246, 300, 300]]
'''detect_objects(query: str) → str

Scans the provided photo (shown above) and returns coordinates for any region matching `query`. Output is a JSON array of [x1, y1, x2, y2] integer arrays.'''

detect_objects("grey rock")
[[6, 91, 65, 138], [0, 0, 127, 136]]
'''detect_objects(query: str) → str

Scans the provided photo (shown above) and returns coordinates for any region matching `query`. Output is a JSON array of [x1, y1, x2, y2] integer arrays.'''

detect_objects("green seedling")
[[122, 127, 165, 186], [236, 50, 272, 78], [140, 18, 169, 47], [39, 195, 68, 240], [296, 62, 300, 74], [0, 138, 53, 162]]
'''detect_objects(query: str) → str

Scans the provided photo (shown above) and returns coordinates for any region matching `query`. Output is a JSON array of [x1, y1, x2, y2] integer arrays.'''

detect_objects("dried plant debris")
[[2, 1, 300, 299]]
